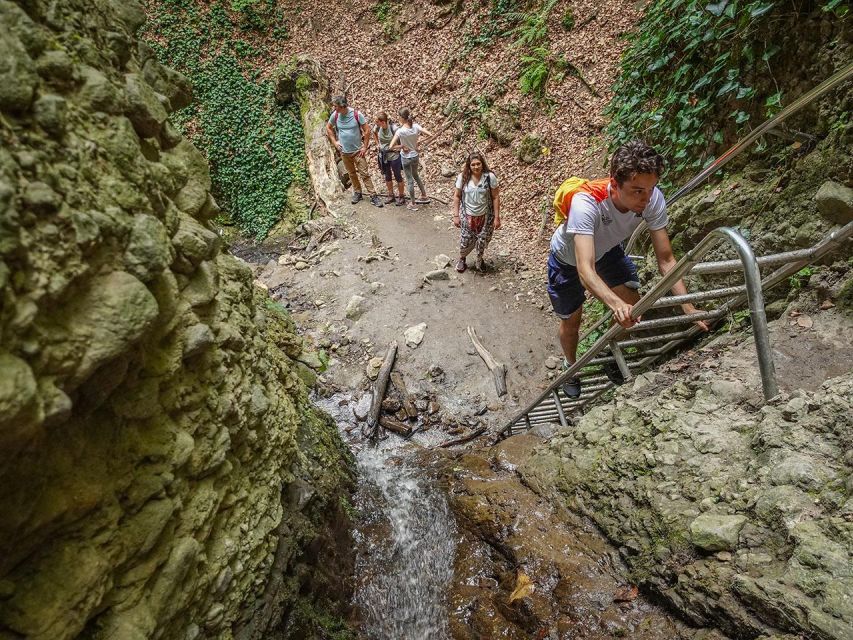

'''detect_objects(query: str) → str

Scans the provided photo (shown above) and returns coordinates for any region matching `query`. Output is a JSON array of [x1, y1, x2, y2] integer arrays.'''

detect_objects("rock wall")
[[519, 313, 853, 639], [0, 1, 353, 638]]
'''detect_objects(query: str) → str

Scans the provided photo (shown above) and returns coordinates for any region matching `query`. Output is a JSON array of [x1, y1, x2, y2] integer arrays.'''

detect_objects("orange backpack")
[[553, 177, 610, 226]]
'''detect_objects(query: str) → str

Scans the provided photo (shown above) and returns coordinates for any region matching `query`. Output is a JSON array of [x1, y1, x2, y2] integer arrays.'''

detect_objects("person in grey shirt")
[[325, 95, 383, 207]]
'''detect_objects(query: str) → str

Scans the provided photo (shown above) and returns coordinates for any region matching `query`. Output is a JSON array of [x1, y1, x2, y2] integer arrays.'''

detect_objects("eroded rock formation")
[[520, 320, 853, 639], [0, 1, 352, 638]]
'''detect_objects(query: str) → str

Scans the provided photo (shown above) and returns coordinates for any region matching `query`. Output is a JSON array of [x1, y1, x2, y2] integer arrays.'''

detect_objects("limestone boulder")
[[124, 73, 168, 138], [689, 513, 747, 551], [815, 180, 853, 224], [63, 271, 159, 387], [481, 106, 519, 147], [0, 353, 40, 449], [124, 214, 173, 282], [0, 27, 37, 112], [172, 213, 219, 274]]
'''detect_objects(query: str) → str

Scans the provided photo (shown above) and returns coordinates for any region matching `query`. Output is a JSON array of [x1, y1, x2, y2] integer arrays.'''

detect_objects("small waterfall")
[[317, 396, 457, 640]]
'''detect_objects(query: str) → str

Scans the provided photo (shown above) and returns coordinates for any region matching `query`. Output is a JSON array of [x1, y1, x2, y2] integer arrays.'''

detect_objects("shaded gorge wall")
[[0, 0, 353, 638]]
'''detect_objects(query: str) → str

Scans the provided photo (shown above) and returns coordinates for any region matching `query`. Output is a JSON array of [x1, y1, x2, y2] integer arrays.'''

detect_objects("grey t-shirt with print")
[[328, 108, 366, 154], [550, 185, 668, 266], [375, 124, 400, 162], [455, 172, 499, 217]]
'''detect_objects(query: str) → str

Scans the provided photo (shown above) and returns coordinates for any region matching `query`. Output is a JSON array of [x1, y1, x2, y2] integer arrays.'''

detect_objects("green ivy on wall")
[[146, 0, 305, 239], [604, 0, 845, 182]]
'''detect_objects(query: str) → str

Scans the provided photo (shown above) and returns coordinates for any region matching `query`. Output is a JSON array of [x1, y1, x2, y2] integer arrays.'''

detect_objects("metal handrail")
[[548, 61, 853, 408], [501, 227, 772, 437], [625, 60, 853, 255], [499, 220, 853, 439]]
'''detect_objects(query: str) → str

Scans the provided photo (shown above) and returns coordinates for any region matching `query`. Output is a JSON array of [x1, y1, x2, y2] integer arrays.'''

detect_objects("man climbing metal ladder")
[[547, 140, 710, 398]]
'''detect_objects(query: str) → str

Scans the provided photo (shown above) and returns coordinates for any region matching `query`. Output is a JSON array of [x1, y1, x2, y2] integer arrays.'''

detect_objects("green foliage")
[[604, 1, 839, 181], [461, 0, 521, 54], [512, 0, 557, 48], [823, 0, 849, 17], [287, 599, 357, 640], [788, 266, 813, 291], [561, 9, 575, 30], [519, 47, 550, 97], [374, 0, 392, 22], [577, 299, 609, 356], [511, 0, 567, 103], [146, 0, 307, 239]]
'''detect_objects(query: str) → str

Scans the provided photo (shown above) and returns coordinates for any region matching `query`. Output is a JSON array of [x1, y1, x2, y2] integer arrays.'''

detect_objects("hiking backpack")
[[552, 177, 609, 227], [332, 108, 362, 132]]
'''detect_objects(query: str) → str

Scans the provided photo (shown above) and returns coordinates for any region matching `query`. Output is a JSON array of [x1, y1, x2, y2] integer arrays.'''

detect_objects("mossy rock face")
[[521, 365, 853, 639], [482, 105, 520, 147], [0, 1, 354, 639], [517, 134, 543, 165]]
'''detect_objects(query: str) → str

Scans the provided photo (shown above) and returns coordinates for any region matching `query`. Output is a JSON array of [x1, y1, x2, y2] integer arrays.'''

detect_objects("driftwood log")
[[438, 426, 487, 448], [379, 416, 412, 436], [467, 326, 507, 396], [367, 341, 398, 440], [390, 372, 419, 419]]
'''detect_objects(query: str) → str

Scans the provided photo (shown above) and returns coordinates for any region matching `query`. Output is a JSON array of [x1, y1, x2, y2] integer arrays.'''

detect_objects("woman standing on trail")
[[389, 108, 432, 211], [372, 112, 405, 206], [451, 151, 501, 272]]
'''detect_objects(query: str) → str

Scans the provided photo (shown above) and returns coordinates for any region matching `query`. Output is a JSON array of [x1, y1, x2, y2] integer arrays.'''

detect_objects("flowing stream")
[[317, 395, 457, 640]]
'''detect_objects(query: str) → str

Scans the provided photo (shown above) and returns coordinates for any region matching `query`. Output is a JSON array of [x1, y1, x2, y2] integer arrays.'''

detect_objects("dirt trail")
[[244, 197, 563, 431]]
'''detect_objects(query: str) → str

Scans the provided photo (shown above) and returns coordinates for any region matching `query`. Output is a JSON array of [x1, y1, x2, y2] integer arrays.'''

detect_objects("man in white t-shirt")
[[548, 140, 708, 398]]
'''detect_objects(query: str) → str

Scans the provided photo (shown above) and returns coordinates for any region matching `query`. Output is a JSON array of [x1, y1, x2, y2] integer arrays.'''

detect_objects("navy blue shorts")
[[547, 245, 639, 318], [378, 154, 403, 182]]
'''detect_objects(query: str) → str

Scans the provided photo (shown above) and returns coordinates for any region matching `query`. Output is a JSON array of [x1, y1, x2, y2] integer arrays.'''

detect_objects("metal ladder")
[[498, 61, 853, 440], [499, 221, 853, 439]]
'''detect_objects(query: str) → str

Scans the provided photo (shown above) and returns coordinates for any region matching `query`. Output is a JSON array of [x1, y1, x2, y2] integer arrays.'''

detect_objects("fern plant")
[[512, 0, 557, 48], [519, 47, 550, 97]]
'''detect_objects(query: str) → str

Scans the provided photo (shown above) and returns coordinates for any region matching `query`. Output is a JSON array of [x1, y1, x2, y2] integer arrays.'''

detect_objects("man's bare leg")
[[559, 307, 583, 364], [560, 284, 641, 365]]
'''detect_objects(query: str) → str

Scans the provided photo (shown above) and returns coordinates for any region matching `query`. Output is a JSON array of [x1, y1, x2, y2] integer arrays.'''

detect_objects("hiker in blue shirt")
[[325, 95, 383, 207]]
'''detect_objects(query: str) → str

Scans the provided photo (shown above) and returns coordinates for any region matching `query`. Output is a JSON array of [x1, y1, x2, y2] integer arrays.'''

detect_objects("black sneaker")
[[603, 361, 626, 385], [370, 194, 384, 207], [351, 191, 363, 204], [562, 376, 582, 399]]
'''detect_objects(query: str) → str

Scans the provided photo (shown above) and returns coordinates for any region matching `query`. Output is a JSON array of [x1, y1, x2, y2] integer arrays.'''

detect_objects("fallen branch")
[[303, 226, 336, 255], [379, 416, 412, 436], [367, 340, 398, 440], [391, 372, 419, 419], [438, 426, 487, 448], [467, 326, 508, 396]]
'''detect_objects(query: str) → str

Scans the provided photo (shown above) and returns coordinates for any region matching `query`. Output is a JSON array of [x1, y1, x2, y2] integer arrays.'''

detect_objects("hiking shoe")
[[561, 377, 582, 399], [415, 197, 431, 205], [603, 361, 626, 385], [384, 194, 395, 204], [351, 191, 363, 204], [406, 203, 419, 211], [395, 197, 405, 206], [455, 257, 467, 273], [370, 194, 384, 207]]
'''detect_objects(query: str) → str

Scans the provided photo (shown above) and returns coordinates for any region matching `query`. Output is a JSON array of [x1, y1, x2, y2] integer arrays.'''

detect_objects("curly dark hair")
[[461, 151, 491, 186], [609, 140, 664, 185]]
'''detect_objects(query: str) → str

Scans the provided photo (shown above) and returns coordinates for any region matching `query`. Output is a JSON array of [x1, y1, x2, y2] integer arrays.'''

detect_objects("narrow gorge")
[[1, 0, 851, 639]]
